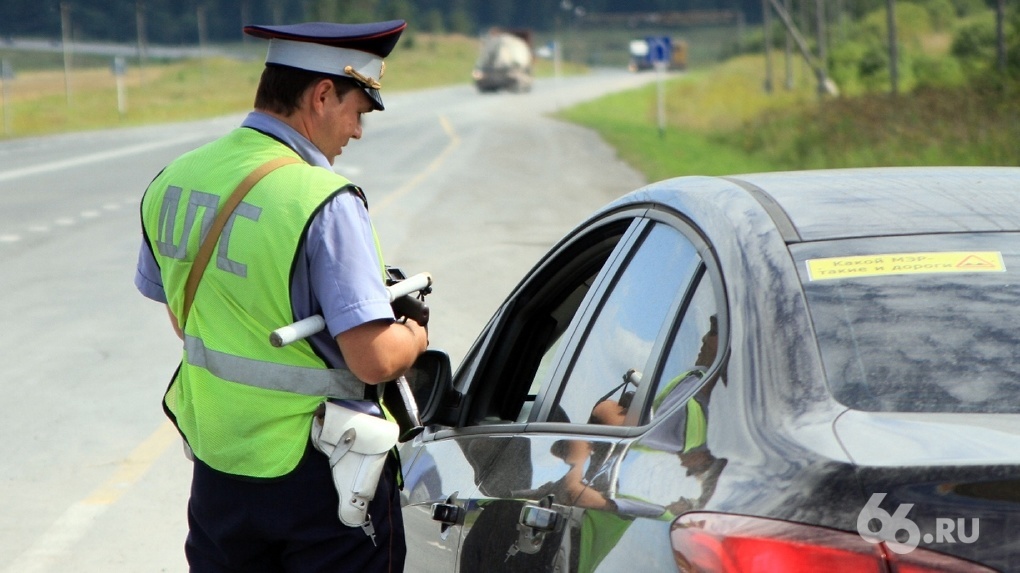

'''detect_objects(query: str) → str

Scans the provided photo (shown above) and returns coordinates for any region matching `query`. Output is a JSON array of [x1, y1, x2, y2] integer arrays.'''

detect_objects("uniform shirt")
[[134, 111, 394, 370]]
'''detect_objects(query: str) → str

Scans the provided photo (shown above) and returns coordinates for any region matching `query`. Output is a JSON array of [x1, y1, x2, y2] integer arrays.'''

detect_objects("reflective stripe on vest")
[[184, 335, 363, 397]]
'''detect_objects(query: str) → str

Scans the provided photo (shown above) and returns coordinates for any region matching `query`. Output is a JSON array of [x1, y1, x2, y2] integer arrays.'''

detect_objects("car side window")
[[549, 223, 702, 426], [456, 220, 637, 427], [646, 276, 720, 423], [513, 272, 601, 423]]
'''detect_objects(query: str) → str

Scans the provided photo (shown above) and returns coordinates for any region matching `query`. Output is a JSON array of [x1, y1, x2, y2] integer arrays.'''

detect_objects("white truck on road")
[[472, 28, 534, 93]]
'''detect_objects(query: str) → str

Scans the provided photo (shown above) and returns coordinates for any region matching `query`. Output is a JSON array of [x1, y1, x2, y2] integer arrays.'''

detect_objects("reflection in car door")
[[456, 219, 709, 572], [461, 432, 627, 572], [401, 433, 521, 571], [440, 215, 645, 573]]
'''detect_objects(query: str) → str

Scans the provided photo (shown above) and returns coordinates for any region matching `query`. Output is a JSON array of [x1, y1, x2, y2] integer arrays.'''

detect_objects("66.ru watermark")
[[856, 493, 979, 553]]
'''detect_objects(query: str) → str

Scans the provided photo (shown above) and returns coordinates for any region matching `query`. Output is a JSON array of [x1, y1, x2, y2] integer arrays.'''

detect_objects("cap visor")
[[366, 87, 384, 111]]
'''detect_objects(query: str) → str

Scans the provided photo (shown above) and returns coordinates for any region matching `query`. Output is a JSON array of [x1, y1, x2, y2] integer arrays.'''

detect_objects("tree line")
[[2, 0, 1007, 85], [0, 0, 859, 45]]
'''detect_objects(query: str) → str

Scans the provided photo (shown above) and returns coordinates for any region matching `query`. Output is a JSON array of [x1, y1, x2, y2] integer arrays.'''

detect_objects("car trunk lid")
[[835, 410, 1020, 571]]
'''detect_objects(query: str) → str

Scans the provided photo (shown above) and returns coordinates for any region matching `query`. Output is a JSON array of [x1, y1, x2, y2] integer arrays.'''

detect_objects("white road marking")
[[0, 134, 211, 183], [1, 196, 134, 248]]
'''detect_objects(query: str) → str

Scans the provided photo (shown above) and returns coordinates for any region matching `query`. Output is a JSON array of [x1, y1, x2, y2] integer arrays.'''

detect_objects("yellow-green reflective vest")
[[141, 128, 377, 478]]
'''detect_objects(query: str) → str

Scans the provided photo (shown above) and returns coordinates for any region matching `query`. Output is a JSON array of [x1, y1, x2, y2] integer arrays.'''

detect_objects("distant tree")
[[0, 0, 61, 37], [447, 0, 475, 35], [341, 0, 382, 23], [421, 8, 446, 33], [381, 0, 416, 22], [1, 0, 775, 43], [952, 14, 999, 68], [307, 0, 341, 22]]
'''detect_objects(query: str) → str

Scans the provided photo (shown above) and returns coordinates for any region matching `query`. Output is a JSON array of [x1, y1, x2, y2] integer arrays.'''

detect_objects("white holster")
[[310, 401, 399, 531]]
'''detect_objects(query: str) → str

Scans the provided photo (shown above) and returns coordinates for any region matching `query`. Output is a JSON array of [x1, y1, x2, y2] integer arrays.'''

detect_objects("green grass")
[[560, 87, 778, 180], [0, 33, 587, 138], [559, 55, 818, 177], [0, 57, 263, 135], [0, 34, 492, 138], [732, 81, 1020, 168], [559, 54, 1020, 177]]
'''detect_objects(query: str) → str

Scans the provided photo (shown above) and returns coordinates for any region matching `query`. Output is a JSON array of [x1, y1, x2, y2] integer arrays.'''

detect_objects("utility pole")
[[763, 0, 774, 93], [886, 0, 899, 94], [60, 2, 73, 107], [784, 0, 794, 89], [197, 5, 209, 82], [766, 0, 837, 95], [1, 59, 12, 136], [799, 0, 808, 84], [996, 0, 1006, 72], [815, 0, 829, 95], [136, 1, 148, 84], [197, 5, 209, 56], [241, 0, 252, 44]]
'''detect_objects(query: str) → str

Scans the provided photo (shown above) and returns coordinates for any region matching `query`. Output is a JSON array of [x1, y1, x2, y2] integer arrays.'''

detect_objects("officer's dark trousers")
[[186, 442, 405, 572]]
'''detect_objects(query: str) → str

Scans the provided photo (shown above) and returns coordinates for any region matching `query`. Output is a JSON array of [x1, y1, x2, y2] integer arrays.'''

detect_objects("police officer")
[[133, 20, 426, 572]]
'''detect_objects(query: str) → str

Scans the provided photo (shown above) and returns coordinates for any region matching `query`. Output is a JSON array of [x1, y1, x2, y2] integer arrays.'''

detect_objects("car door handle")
[[430, 492, 464, 540], [519, 504, 559, 532], [431, 501, 462, 525], [508, 497, 561, 558]]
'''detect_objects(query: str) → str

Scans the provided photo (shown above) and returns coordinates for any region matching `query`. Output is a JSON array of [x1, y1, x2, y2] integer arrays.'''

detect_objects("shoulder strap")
[[180, 156, 302, 326]]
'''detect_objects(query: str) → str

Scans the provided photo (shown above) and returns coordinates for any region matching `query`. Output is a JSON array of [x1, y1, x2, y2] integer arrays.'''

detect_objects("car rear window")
[[792, 233, 1020, 414]]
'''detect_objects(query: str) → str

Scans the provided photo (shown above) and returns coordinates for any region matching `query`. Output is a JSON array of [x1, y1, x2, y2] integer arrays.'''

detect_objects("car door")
[[401, 433, 507, 571], [399, 212, 642, 573], [458, 217, 715, 572]]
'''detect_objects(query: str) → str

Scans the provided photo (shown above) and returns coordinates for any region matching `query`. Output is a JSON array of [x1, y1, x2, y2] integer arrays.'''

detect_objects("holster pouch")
[[310, 401, 399, 530]]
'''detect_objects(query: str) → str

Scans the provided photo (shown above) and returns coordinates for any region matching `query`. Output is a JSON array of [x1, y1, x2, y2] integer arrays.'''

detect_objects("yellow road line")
[[4, 422, 179, 573], [83, 421, 180, 505], [372, 114, 460, 214]]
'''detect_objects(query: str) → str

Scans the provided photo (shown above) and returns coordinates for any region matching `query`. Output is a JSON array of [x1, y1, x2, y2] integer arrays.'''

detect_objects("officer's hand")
[[403, 317, 429, 353], [337, 319, 428, 384]]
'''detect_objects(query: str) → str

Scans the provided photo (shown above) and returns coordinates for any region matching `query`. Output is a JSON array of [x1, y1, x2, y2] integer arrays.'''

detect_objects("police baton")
[[269, 271, 433, 442], [269, 272, 432, 347]]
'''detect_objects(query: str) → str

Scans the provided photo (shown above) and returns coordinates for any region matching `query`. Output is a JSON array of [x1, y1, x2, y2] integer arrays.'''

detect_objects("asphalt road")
[[0, 69, 657, 572]]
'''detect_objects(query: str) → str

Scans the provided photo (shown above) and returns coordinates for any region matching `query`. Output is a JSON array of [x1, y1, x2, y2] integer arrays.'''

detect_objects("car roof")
[[644, 167, 1020, 243]]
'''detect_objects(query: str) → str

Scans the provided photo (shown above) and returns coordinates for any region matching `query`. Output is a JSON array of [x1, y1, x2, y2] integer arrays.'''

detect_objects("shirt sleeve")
[[307, 192, 394, 337], [134, 240, 167, 304]]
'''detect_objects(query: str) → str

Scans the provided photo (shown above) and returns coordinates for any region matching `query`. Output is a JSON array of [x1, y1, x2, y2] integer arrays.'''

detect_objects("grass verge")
[[0, 33, 586, 138], [559, 56, 817, 178], [558, 54, 1020, 179]]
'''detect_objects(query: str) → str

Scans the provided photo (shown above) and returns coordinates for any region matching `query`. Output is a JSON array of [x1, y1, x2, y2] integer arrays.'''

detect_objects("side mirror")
[[403, 349, 463, 427]]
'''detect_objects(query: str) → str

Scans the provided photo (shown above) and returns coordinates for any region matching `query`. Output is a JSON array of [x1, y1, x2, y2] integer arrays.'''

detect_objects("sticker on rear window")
[[805, 251, 1005, 281]]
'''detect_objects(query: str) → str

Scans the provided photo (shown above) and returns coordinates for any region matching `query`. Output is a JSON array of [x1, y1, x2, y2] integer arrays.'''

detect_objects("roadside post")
[[551, 39, 562, 110], [647, 36, 671, 138], [1, 59, 12, 136], [113, 56, 127, 116]]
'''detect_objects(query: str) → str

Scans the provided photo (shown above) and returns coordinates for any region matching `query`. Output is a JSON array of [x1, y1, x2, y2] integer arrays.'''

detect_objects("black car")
[[400, 167, 1020, 572]]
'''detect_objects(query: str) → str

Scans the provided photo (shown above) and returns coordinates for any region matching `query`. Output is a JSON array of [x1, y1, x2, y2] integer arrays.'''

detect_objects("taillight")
[[670, 513, 995, 573]]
